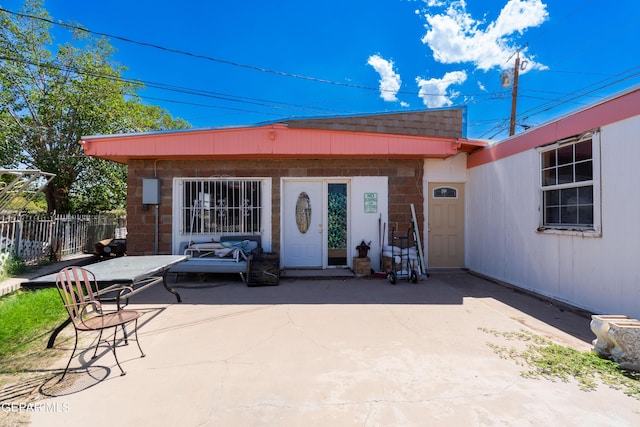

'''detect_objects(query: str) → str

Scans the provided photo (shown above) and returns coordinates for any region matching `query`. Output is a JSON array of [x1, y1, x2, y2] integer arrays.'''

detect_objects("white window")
[[538, 130, 600, 233], [179, 178, 265, 236]]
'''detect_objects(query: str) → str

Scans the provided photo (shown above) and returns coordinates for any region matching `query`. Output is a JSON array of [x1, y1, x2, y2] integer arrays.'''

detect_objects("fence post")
[[15, 213, 23, 258], [50, 212, 59, 262]]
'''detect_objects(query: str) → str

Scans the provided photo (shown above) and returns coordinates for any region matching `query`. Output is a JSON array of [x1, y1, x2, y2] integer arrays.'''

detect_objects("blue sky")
[[3, 0, 639, 139]]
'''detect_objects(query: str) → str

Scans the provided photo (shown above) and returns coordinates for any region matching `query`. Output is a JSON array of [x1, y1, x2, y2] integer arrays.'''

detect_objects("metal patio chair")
[[55, 266, 145, 381]]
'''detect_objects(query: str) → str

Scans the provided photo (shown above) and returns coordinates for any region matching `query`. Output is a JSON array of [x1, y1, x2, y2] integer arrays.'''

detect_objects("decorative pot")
[[590, 315, 636, 357], [355, 240, 371, 258], [608, 321, 640, 371]]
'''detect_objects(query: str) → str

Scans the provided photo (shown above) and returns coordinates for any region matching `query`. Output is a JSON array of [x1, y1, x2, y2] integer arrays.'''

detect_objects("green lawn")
[[0, 288, 68, 372]]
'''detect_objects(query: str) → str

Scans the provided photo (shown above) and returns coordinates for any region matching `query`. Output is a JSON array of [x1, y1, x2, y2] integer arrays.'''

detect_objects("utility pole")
[[509, 51, 520, 136]]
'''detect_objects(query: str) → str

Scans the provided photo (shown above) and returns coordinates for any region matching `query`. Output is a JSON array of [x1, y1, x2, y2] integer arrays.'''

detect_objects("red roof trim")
[[80, 124, 486, 164], [467, 88, 640, 169]]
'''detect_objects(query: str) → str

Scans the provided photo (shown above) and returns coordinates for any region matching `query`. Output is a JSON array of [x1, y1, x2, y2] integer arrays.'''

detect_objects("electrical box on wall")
[[142, 178, 160, 205]]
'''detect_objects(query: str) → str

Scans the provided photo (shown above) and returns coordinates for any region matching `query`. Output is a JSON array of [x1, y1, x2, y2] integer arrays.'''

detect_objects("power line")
[[3, 5, 638, 135], [0, 6, 502, 101], [519, 66, 640, 121], [1, 50, 507, 121], [0, 6, 397, 96], [0, 54, 340, 116], [479, 65, 640, 140], [139, 95, 291, 117]]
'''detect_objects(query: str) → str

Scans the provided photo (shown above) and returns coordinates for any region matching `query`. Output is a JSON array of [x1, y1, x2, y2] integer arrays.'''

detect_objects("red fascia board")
[[467, 88, 640, 169], [80, 125, 479, 162]]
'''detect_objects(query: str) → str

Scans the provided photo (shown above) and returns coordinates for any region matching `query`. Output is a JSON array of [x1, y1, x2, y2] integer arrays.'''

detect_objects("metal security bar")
[[182, 179, 262, 235]]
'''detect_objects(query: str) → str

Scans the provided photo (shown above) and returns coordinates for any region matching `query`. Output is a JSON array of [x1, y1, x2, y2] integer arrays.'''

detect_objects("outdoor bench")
[[169, 235, 262, 281]]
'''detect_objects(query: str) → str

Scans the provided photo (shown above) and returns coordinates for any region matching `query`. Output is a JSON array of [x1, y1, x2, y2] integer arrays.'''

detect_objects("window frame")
[[433, 186, 458, 199], [537, 130, 602, 236], [175, 177, 270, 238]]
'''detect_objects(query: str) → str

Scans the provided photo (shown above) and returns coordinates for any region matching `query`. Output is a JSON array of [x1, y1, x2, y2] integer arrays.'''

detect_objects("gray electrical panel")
[[142, 178, 160, 204]]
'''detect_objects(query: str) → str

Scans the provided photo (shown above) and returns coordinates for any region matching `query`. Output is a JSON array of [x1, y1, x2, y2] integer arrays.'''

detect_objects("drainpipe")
[[154, 161, 159, 255], [154, 205, 159, 255]]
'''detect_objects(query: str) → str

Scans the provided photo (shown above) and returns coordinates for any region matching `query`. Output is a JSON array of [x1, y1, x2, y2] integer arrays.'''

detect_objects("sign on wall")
[[364, 192, 378, 213]]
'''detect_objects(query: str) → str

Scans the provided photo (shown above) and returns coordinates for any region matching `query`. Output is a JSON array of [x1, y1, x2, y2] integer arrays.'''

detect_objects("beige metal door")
[[428, 183, 465, 268]]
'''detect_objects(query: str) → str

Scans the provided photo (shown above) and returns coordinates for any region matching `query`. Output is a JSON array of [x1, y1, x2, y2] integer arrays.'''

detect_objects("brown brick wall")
[[126, 158, 424, 255], [286, 109, 464, 139]]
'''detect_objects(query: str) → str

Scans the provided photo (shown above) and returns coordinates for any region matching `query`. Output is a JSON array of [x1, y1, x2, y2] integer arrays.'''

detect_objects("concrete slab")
[[17, 271, 640, 426], [280, 268, 355, 279], [0, 254, 97, 296]]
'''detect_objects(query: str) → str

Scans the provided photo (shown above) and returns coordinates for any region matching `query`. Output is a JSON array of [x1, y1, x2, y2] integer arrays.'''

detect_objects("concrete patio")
[[10, 269, 640, 426]]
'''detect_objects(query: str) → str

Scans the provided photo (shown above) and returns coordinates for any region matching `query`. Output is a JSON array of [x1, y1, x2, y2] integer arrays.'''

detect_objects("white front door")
[[283, 180, 323, 268]]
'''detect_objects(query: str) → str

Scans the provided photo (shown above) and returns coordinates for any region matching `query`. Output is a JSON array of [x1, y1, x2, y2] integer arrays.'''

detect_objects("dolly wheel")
[[410, 270, 418, 283], [387, 272, 397, 284]]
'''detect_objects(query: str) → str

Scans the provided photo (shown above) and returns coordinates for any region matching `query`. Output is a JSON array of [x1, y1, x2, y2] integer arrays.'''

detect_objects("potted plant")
[[356, 240, 371, 258]]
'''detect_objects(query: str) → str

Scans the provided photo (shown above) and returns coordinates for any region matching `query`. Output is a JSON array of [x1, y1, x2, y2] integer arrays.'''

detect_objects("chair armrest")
[[94, 285, 135, 309], [116, 285, 135, 309], [94, 286, 129, 298], [75, 300, 103, 327]]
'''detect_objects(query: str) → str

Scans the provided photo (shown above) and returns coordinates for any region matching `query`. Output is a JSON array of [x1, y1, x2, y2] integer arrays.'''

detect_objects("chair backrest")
[[55, 266, 101, 325]]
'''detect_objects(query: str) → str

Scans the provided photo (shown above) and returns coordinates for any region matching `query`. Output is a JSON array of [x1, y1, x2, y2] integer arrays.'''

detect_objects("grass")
[[0, 251, 27, 282], [0, 288, 68, 377], [481, 328, 640, 398]]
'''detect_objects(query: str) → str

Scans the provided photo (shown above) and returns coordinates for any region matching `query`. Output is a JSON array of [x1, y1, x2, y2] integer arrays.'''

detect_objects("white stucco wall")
[[425, 153, 468, 183], [466, 115, 640, 318], [351, 176, 388, 271]]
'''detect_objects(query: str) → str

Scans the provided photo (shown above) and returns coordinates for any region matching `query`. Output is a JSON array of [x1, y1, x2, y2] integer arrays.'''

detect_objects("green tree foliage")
[[0, 1, 189, 213], [69, 157, 127, 214]]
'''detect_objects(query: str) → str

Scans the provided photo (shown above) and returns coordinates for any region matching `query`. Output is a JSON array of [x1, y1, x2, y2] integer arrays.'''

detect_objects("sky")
[[2, 0, 639, 140]]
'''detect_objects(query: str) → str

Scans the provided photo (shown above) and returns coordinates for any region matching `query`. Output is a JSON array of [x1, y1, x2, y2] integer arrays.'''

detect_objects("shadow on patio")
[[132, 269, 594, 345]]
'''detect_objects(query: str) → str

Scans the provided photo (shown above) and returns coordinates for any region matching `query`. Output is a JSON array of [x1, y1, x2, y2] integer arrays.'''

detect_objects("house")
[[79, 108, 484, 273], [79, 85, 640, 319], [466, 85, 640, 319]]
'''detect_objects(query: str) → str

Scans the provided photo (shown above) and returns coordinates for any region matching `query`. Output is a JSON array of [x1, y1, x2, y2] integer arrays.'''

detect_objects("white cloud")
[[420, 0, 548, 71], [416, 70, 467, 108], [367, 54, 402, 102], [477, 81, 486, 91], [415, 0, 445, 10]]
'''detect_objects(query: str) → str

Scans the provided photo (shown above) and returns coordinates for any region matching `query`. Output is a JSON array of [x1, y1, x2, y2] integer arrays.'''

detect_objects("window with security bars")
[[181, 179, 263, 234], [540, 133, 596, 229]]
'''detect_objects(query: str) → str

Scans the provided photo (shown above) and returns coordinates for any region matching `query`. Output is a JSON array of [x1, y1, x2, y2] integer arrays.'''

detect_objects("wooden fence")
[[0, 213, 126, 266]]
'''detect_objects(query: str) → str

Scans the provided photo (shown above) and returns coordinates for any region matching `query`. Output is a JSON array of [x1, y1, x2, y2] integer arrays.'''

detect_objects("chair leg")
[[121, 324, 129, 344], [110, 326, 126, 376], [92, 330, 104, 359], [58, 330, 79, 383], [132, 319, 146, 358]]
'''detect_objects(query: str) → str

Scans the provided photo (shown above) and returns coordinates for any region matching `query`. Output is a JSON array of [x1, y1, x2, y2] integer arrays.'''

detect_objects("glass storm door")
[[327, 183, 348, 266]]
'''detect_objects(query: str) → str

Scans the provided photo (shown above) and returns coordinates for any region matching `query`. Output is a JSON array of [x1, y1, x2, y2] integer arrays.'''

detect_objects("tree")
[[0, 0, 189, 213], [68, 102, 191, 214], [69, 158, 127, 214]]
